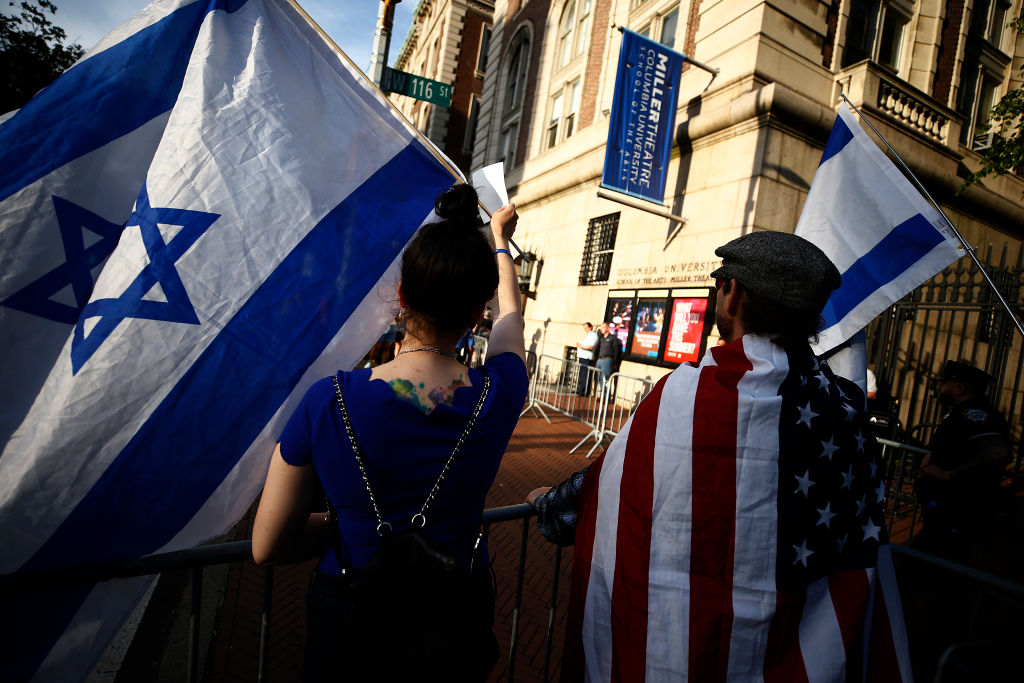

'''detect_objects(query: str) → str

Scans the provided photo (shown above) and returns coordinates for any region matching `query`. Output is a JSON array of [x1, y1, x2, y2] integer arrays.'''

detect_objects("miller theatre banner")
[[601, 29, 684, 205]]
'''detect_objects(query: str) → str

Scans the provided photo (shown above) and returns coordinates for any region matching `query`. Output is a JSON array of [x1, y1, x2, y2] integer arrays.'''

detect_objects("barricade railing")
[[520, 355, 655, 458], [5, 502, 1024, 681], [520, 353, 605, 433], [877, 437, 930, 538], [0, 504, 561, 683]]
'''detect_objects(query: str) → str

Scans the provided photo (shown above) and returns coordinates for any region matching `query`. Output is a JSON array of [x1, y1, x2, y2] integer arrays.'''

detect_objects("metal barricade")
[[877, 437, 930, 538], [569, 371, 655, 457], [520, 354, 605, 436]]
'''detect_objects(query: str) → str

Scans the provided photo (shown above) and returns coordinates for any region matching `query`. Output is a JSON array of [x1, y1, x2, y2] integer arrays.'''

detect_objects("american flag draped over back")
[[563, 334, 912, 682]]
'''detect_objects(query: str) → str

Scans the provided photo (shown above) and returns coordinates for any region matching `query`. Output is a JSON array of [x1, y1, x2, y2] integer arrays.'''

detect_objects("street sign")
[[382, 67, 452, 108]]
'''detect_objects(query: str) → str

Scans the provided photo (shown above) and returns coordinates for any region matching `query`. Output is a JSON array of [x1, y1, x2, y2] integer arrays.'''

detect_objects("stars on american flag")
[[793, 539, 815, 567], [794, 470, 815, 497], [816, 502, 837, 529], [776, 348, 886, 590], [841, 465, 855, 490], [796, 402, 817, 428], [819, 437, 840, 461]]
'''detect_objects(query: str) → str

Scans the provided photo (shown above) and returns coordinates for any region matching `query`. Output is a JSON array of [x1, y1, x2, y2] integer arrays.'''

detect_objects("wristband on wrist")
[[494, 248, 512, 257]]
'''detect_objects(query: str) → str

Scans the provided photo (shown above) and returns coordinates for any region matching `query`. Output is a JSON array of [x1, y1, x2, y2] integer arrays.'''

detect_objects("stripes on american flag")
[[564, 334, 913, 682]]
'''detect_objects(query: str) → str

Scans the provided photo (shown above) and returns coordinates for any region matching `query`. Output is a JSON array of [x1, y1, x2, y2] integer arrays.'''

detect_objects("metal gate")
[[865, 242, 1024, 466]]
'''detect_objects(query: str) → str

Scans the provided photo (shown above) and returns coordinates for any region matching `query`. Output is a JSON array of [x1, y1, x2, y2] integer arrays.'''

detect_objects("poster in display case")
[[664, 296, 710, 364], [629, 298, 667, 359], [603, 287, 714, 368], [603, 294, 633, 352]]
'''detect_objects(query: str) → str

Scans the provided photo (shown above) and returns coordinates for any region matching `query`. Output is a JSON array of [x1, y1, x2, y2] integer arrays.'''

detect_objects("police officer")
[[915, 360, 1011, 562]]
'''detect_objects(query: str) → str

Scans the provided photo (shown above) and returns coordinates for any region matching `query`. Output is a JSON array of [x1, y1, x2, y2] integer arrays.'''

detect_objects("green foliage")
[[1, 0, 84, 114], [962, 15, 1024, 192]]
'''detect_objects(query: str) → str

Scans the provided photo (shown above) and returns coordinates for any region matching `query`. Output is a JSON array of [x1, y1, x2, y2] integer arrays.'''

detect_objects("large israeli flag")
[[796, 104, 962, 355], [0, 0, 455, 679]]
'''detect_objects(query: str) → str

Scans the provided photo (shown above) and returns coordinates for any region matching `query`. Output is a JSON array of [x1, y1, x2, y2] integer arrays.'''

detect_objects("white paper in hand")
[[471, 162, 509, 222]]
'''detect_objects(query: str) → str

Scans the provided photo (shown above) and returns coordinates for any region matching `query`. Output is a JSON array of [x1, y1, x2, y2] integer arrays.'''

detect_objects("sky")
[[22, 0, 416, 73]]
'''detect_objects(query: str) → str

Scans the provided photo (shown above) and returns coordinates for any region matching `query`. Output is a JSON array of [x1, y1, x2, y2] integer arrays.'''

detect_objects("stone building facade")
[[463, 0, 1023, 395], [392, 0, 1024, 429]]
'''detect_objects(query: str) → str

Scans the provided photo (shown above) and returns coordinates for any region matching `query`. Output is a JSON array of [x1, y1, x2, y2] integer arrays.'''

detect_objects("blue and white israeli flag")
[[0, 0, 455, 679], [796, 104, 961, 355]]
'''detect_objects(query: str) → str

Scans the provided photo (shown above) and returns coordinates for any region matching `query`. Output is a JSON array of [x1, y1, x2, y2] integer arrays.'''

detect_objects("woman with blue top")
[[252, 184, 527, 681]]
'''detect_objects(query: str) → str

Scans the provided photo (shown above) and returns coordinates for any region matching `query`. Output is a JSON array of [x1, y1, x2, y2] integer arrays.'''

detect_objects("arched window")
[[546, 0, 591, 150], [574, 0, 593, 59], [500, 29, 532, 166], [557, 1, 577, 69], [505, 36, 530, 114]]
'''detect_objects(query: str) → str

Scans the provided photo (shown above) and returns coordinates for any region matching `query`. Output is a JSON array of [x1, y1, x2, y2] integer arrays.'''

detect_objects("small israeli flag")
[[796, 103, 961, 355], [0, 1, 455, 679]]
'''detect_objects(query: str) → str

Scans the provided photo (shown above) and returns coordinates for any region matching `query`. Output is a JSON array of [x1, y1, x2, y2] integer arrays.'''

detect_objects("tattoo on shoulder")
[[389, 375, 467, 414]]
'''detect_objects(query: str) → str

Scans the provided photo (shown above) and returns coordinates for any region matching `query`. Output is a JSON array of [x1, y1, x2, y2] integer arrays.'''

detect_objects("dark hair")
[[400, 184, 498, 333], [722, 280, 823, 346]]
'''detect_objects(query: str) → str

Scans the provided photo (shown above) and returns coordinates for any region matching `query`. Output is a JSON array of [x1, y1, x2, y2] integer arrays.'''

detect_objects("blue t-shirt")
[[279, 352, 528, 576]]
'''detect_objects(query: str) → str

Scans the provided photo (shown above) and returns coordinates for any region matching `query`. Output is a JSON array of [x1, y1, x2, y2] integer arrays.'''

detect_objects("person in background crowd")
[[575, 322, 598, 396], [252, 185, 526, 681], [475, 308, 494, 338], [455, 326, 475, 366], [593, 322, 621, 394], [525, 231, 911, 681], [369, 314, 402, 366], [470, 308, 494, 366], [914, 360, 1011, 563]]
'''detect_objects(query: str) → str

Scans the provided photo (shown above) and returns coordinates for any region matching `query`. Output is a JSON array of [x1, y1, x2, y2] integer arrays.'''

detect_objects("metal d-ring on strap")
[[333, 372, 492, 536]]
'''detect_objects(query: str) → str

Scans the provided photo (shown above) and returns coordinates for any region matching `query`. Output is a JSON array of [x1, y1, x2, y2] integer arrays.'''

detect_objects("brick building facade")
[[391, 0, 496, 173]]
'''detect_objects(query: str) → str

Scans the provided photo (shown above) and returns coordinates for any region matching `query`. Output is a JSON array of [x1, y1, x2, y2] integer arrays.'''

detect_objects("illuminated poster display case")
[[605, 288, 714, 367]]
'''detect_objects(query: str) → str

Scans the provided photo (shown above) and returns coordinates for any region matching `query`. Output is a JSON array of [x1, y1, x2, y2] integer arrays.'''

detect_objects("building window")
[[556, 0, 594, 70], [841, 0, 910, 72], [547, 92, 563, 148], [464, 97, 480, 156], [579, 213, 620, 286], [500, 122, 519, 165], [477, 25, 491, 74], [576, 0, 594, 58], [635, 4, 680, 49], [545, 79, 581, 148], [957, 0, 1011, 149], [504, 35, 529, 114], [971, 0, 1012, 49], [659, 6, 679, 48], [557, 1, 577, 69]]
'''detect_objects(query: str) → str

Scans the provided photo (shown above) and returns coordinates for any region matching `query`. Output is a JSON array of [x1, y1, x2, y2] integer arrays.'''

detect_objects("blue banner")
[[601, 29, 684, 205]]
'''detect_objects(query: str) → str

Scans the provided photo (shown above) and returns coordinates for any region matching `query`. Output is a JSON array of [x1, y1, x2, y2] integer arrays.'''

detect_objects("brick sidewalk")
[[202, 412, 596, 683]]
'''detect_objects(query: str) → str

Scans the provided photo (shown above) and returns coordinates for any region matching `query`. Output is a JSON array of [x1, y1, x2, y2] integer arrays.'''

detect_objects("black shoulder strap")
[[325, 372, 491, 552]]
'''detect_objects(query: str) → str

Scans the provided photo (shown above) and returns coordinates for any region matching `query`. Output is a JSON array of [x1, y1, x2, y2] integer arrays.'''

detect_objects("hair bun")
[[434, 183, 481, 223]]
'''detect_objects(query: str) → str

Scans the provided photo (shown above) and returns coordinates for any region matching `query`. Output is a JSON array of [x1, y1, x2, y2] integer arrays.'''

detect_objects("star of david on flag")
[[72, 182, 218, 373], [0, 1, 458, 680], [1, 197, 123, 326]]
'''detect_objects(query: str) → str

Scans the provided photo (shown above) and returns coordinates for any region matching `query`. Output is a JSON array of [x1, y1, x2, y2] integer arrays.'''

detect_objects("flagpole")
[[286, 0, 529, 262], [841, 93, 1024, 339]]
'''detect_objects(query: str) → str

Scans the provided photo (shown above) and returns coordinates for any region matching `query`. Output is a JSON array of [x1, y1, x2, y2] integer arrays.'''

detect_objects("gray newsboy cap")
[[709, 231, 841, 313]]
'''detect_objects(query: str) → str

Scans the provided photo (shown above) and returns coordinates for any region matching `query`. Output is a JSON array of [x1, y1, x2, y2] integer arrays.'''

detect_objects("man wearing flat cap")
[[526, 231, 911, 682], [915, 359, 1011, 562]]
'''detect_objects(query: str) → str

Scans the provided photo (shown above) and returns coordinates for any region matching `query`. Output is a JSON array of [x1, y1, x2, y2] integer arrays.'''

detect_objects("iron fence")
[[866, 243, 1024, 468]]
